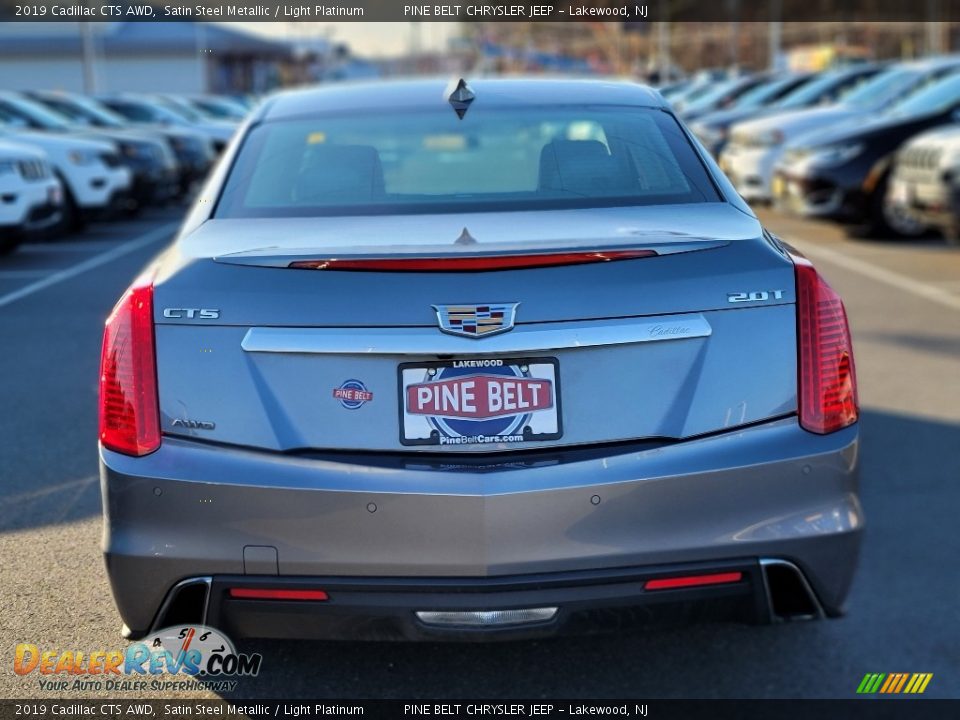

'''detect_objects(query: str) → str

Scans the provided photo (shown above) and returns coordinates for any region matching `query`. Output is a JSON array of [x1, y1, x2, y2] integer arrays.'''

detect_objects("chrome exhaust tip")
[[760, 559, 825, 622], [148, 576, 213, 635]]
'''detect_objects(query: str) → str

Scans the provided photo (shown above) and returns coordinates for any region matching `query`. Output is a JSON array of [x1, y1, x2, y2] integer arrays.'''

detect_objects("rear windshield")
[[215, 106, 721, 218]]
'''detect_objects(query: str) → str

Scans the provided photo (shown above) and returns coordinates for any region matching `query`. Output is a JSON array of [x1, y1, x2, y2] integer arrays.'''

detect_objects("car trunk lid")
[[152, 204, 798, 453]]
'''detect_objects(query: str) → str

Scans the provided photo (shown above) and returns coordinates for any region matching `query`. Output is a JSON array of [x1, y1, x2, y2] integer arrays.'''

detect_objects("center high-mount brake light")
[[287, 249, 658, 272], [791, 251, 859, 434], [99, 274, 161, 457]]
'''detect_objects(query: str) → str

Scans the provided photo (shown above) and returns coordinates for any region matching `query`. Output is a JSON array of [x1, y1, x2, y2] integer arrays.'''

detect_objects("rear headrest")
[[539, 140, 630, 196], [294, 144, 385, 203]]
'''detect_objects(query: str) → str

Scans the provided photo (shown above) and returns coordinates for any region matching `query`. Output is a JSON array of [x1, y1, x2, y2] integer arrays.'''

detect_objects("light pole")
[[926, 0, 943, 54], [769, 0, 782, 71], [80, 21, 97, 93], [657, 0, 670, 78]]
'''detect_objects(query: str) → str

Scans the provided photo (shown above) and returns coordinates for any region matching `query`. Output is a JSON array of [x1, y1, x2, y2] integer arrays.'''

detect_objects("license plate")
[[399, 357, 562, 447], [49, 185, 63, 206]]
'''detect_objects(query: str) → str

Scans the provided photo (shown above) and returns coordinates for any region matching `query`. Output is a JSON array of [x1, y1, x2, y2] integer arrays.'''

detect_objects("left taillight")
[[99, 275, 160, 456]]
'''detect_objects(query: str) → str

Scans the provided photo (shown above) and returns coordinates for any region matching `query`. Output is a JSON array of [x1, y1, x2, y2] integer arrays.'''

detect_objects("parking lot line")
[[785, 236, 960, 313], [1, 474, 98, 506], [0, 223, 177, 310]]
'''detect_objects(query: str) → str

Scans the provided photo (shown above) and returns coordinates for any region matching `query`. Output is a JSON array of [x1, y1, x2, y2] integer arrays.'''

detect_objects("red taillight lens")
[[229, 588, 329, 601], [793, 255, 859, 434], [99, 276, 160, 456]]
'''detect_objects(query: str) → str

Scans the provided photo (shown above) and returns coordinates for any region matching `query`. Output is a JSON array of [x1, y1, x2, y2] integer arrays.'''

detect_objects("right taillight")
[[792, 253, 859, 434], [99, 274, 161, 456]]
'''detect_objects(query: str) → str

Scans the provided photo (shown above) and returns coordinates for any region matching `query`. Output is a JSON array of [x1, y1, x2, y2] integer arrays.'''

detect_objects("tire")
[[847, 175, 927, 240], [0, 238, 20, 256], [56, 175, 87, 236], [122, 199, 142, 219]]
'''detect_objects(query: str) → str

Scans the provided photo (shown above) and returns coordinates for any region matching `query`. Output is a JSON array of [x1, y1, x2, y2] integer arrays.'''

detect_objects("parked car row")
[[666, 55, 960, 244], [0, 91, 246, 254]]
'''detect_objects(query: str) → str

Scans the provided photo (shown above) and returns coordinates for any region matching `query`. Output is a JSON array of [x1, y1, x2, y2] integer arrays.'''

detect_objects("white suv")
[[0, 120, 131, 231], [0, 139, 63, 254]]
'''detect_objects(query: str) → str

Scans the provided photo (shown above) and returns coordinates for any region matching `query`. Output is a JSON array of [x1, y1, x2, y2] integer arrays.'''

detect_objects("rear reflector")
[[792, 253, 859, 434], [229, 588, 329, 601], [288, 249, 658, 272], [644, 572, 743, 591], [99, 275, 160, 457]]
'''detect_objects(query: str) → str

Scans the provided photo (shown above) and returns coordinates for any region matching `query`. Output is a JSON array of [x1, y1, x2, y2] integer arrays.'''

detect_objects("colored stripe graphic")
[[892, 673, 910, 693], [879, 674, 896, 693], [905, 673, 934, 694], [857, 673, 932, 694], [856, 673, 885, 694]]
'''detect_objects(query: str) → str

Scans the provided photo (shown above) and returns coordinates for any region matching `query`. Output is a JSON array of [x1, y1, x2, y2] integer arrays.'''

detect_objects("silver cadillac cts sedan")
[[99, 78, 861, 641]]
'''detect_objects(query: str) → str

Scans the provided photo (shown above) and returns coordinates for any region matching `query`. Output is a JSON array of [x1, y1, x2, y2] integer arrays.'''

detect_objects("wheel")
[[847, 175, 926, 240], [880, 195, 927, 238]]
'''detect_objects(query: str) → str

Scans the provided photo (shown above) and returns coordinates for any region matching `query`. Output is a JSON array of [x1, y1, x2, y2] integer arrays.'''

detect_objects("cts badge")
[[433, 303, 519, 338], [163, 308, 220, 319]]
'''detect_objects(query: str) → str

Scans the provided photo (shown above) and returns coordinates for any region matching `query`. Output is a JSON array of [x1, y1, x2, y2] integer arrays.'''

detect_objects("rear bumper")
[[101, 417, 862, 639], [147, 559, 810, 642]]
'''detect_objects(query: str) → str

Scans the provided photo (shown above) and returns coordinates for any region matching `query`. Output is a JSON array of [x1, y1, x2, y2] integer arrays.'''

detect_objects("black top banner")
[[0, 0, 958, 22]]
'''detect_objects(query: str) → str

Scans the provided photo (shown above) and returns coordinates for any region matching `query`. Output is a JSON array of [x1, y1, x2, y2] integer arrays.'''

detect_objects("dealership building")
[[0, 22, 347, 94]]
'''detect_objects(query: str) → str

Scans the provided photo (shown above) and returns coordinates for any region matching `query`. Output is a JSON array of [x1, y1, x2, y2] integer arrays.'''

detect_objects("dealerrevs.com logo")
[[15, 626, 261, 693]]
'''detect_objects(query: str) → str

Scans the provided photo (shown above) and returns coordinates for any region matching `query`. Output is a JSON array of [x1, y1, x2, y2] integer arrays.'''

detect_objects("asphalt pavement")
[[0, 205, 958, 700]]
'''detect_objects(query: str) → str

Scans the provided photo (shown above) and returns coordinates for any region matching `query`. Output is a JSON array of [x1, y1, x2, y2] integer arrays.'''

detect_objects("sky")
[[227, 22, 462, 58]]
